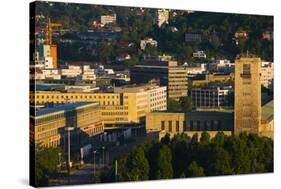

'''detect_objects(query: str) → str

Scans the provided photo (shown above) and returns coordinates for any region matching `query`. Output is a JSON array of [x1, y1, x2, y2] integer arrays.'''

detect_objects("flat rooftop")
[[35, 102, 98, 117], [261, 100, 274, 122]]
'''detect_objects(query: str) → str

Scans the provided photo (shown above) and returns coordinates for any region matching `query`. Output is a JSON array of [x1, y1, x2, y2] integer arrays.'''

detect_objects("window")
[[168, 121, 172, 132], [183, 121, 187, 131], [197, 120, 200, 130], [190, 120, 194, 131], [176, 121, 179, 132], [161, 121, 165, 130], [243, 64, 251, 75]]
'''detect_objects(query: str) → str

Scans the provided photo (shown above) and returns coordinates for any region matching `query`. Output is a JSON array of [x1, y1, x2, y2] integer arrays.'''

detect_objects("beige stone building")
[[234, 57, 261, 135], [146, 111, 234, 139]]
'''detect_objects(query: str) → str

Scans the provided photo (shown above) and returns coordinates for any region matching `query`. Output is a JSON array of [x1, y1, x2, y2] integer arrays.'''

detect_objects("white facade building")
[[140, 38, 158, 50], [260, 62, 274, 89], [61, 65, 82, 78], [193, 51, 207, 59]]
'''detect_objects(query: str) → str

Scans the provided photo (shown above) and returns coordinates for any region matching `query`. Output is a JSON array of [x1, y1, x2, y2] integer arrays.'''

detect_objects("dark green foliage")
[[155, 144, 173, 179], [100, 132, 273, 183], [36, 2, 273, 65], [35, 147, 63, 186], [186, 161, 205, 177], [167, 98, 182, 111], [179, 96, 193, 111]]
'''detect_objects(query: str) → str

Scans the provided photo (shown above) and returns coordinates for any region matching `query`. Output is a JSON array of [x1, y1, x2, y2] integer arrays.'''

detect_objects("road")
[[49, 133, 158, 186]]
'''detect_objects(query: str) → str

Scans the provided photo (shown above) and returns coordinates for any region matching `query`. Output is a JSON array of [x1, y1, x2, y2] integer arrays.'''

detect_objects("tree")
[[35, 147, 63, 186], [127, 146, 149, 181], [156, 144, 174, 179], [167, 98, 181, 111], [179, 96, 193, 111], [200, 132, 211, 144], [186, 161, 205, 177], [97, 41, 113, 64]]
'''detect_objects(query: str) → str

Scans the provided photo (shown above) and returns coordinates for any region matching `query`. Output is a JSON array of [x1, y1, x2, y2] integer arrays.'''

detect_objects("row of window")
[[160, 120, 223, 132]]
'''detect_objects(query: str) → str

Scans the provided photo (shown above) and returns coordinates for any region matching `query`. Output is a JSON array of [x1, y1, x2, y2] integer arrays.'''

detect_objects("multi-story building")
[[191, 86, 233, 109], [30, 84, 167, 125], [146, 110, 234, 139], [260, 62, 274, 89], [30, 102, 103, 149], [130, 58, 187, 100], [234, 57, 261, 135], [154, 9, 169, 27], [188, 73, 234, 87]]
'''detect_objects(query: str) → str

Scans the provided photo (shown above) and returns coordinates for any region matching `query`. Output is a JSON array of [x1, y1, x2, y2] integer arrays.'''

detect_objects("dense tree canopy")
[[36, 2, 273, 64], [98, 132, 273, 182]]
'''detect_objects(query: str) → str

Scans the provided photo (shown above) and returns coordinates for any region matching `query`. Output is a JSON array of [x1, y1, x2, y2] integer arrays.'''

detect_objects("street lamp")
[[65, 126, 74, 184], [58, 152, 62, 184], [102, 146, 105, 169], [93, 150, 97, 179]]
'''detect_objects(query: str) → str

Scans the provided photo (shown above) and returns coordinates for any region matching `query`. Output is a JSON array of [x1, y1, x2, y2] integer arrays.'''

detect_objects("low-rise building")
[[193, 51, 207, 59], [260, 62, 274, 89], [234, 31, 248, 39], [30, 102, 103, 149], [183, 63, 206, 74], [146, 110, 234, 139], [100, 14, 116, 26], [140, 38, 158, 50]]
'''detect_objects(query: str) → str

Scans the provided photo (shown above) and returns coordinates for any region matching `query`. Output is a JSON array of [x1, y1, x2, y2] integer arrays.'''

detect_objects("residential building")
[[193, 51, 207, 59], [30, 102, 103, 149], [140, 38, 158, 50], [100, 14, 116, 26], [234, 31, 248, 39], [263, 31, 273, 40]]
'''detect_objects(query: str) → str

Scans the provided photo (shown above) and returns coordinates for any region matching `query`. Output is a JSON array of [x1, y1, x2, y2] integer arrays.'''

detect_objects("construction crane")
[[43, 17, 63, 69], [44, 17, 63, 45]]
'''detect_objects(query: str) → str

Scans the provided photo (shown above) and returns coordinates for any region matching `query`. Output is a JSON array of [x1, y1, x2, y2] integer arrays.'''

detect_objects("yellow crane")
[[44, 17, 63, 45]]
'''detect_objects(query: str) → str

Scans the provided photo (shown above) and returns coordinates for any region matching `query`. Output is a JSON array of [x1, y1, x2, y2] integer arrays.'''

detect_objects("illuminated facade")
[[30, 84, 167, 125], [30, 102, 103, 149]]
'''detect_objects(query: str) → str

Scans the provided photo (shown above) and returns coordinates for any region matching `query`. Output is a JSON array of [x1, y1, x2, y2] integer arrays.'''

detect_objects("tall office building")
[[130, 58, 187, 100], [234, 57, 261, 135]]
